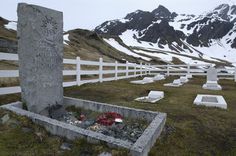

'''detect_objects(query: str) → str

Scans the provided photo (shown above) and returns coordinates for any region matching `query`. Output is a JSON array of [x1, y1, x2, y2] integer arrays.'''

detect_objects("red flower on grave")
[[96, 112, 123, 126]]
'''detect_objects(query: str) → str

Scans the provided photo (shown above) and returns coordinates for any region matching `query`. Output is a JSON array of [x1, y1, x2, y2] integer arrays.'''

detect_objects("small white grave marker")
[[180, 76, 189, 83], [186, 74, 192, 79], [164, 79, 182, 87], [130, 77, 154, 84], [193, 94, 227, 109], [202, 67, 222, 90], [153, 74, 165, 81], [135, 91, 164, 103]]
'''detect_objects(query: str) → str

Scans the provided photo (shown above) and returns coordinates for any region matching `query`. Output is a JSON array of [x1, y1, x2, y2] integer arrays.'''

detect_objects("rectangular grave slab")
[[180, 76, 189, 83], [130, 77, 154, 84], [164, 79, 182, 87], [186, 74, 192, 79], [17, 3, 63, 116], [135, 91, 164, 103], [193, 94, 227, 109], [153, 75, 165, 81], [1, 97, 166, 156]]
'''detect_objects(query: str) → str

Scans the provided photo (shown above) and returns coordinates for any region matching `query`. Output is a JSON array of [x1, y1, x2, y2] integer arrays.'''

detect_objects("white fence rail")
[[0, 52, 235, 95], [0, 52, 150, 95]]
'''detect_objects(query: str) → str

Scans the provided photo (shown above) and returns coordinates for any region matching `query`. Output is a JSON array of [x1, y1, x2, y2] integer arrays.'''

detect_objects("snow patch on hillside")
[[119, 30, 224, 64], [134, 49, 172, 62], [134, 49, 211, 65], [4, 21, 17, 30], [103, 38, 151, 61], [169, 15, 196, 35], [63, 34, 69, 45]]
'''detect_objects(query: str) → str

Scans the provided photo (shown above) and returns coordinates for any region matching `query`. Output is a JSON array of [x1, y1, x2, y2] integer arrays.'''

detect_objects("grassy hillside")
[[64, 29, 145, 63], [0, 16, 148, 64]]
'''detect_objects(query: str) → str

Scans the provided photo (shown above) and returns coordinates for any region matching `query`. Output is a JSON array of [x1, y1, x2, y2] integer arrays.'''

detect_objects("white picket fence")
[[0, 52, 150, 95], [150, 64, 236, 77], [0, 52, 235, 95]]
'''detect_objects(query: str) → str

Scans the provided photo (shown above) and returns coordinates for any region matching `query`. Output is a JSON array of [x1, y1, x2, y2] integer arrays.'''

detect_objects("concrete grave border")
[[193, 94, 227, 109], [0, 97, 166, 156]]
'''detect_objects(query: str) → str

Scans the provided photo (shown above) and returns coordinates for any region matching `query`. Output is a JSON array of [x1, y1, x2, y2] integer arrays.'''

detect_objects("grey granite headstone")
[[207, 67, 217, 81], [17, 3, 63, 116]]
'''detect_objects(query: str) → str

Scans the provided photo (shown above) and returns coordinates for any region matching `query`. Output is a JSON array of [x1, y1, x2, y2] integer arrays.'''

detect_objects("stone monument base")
[[202, 81, 222, 90]]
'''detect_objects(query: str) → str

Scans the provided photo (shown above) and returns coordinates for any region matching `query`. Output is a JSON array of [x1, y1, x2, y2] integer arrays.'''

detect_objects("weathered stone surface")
[[207, 67, 218, 81], [17, 3, 63, 116], [1, 114, 10, 124]]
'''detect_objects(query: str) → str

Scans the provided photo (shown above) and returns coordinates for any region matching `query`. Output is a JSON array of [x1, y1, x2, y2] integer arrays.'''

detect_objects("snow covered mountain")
[[95, 4, 236, 66]]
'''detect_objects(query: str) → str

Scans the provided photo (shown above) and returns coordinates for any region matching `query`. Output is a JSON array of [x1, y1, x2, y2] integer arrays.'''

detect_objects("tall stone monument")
[[17, 3, 64, 116], [202, 67, 222, 90]]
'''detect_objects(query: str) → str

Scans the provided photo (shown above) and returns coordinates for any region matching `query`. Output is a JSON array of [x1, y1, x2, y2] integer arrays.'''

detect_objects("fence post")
[[187, 64, 190, 75], [126, 61, 129, 77], [145, 63, 147, 75], [115, 61, 118, 80], [148, 63, 151, 75], [167, 64, 170, 76], [76, 57, 81, 86], [235, 67, 236, 82], [140, 62, 143, 76], [99, 58, 103, 83], [134, 63, 137, 77]]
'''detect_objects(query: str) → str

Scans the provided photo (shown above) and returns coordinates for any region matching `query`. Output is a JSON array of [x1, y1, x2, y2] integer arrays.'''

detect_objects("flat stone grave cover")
[[164, 79, 182, 87], [130, 77, 154, 84], [194, 94, 227, 109], [180, 76, 189, 83], [135, 91, 164, 103], [153, 74, 165, 81]]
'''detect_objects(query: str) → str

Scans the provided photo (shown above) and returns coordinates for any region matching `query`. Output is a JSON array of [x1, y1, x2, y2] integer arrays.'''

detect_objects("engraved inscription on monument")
[[17, 3, 63, 116]]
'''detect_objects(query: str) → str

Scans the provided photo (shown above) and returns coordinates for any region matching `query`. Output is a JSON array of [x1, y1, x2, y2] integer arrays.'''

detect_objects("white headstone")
[[207, 67, 218, 81]]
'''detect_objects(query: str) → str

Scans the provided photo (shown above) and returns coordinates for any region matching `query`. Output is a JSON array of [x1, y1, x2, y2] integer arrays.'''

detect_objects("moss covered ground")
[[0, 76, 235, 156]]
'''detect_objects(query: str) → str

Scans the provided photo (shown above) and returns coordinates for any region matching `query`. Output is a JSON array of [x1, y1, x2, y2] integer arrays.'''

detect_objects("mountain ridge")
[[95, 4, 236, 66]]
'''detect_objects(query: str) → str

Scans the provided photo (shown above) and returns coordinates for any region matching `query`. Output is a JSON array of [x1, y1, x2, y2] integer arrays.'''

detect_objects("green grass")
[[0, 109, 129, 156], [0, 76, 235, 156], [64, 76, 236, 156]]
